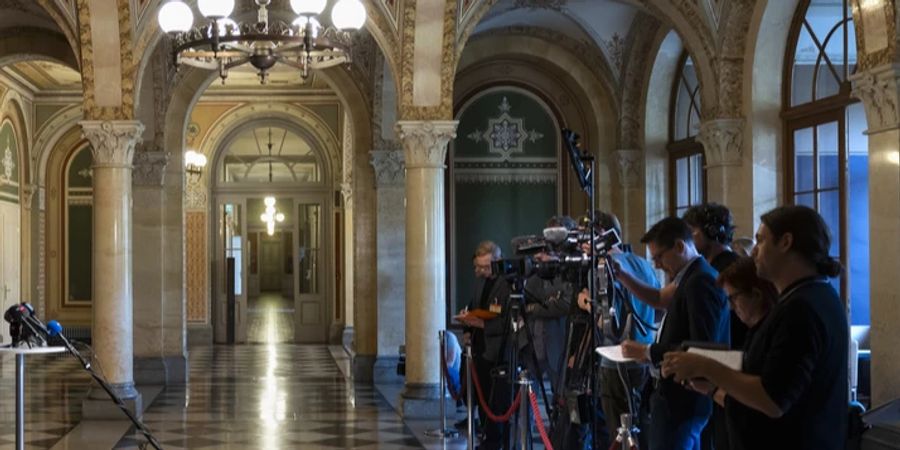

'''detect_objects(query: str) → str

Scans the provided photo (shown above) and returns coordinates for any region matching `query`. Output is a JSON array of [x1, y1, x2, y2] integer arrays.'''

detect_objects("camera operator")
[[617, 217, 729, 450], [682, 203, 744, 450], [456, 241, 513, 450], [576, 211, 660, 442], [522, 216, 578, 396]]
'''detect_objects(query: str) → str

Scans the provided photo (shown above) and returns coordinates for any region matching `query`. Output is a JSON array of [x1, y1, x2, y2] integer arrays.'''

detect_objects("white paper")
[[595, 345, 635, 363], [686, 348, 743, 371]]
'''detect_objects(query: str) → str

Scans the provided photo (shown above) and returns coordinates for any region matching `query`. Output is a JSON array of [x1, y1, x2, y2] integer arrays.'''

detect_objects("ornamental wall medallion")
[[465, 97, 545, 161], [1, 136, 14, 182]]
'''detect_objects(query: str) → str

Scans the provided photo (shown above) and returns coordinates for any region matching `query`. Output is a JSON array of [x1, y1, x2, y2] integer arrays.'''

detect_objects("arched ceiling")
[[473, 0, 638, 70], [0, 0, 61, 31], [0, 60, 81, 94]]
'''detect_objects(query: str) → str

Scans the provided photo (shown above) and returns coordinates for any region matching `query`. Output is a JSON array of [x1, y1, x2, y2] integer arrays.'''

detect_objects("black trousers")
[[474, 356, 512, 450]]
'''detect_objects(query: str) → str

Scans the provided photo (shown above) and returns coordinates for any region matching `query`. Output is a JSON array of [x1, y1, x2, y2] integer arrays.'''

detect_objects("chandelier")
[[157, 0, 366, 83], [261, 196, 285, 236]]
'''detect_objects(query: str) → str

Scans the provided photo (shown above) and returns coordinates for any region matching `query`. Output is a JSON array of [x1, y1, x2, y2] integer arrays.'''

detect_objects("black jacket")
[[468, 276, 512, 362]]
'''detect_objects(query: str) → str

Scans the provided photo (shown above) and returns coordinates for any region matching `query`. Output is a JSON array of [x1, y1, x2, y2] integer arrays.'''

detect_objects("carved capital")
[[851, 64, 900, 134], [613, 149, 643, 189], [80, 121, 144, 169], [697, 119, 744, 167], [395, 121, 458, 169], [132, 152, 170, 187], [340, 182, 353, 204], [370, 149, 405, 186]]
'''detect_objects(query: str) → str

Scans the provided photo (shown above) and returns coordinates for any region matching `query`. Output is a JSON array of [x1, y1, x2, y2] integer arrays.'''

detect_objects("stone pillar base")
[[352, 354, 375, 382], [187, 324, 212, 348], [401, 383, 452, 419], [373, 356, 403, 384], [82, 383, 143, 420], [342, 326, 355, 352], [134, 355, 189, 385]]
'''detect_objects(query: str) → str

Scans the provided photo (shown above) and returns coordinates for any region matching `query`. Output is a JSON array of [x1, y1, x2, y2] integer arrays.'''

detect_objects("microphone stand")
[[39, 320, 162, 450]]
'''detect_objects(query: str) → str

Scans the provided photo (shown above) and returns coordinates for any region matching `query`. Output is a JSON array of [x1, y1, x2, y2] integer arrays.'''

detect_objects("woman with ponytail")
[[660, 205, 848, 450]]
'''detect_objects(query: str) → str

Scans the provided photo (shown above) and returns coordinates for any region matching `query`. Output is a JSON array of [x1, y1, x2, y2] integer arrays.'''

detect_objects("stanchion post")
[[466, 342, 475, 450], [518, 370, 532, 450], [426, 330, 459, 439], [16, 354, 24, 450]]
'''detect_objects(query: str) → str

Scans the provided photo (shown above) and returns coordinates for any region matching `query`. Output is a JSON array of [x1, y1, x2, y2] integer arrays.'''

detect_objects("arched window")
[[219, 125, 323, 185], [64, 146, 93, 304], [784, 0, 868, 325], [669, 53, 705, 216]]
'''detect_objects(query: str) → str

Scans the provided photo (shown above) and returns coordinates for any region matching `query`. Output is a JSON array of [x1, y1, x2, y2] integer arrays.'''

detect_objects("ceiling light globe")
[[291, 0, 327, 16], [195, 153, 208, 168], [198, 0, 234, 18], [158, 1, 194, 33], [264, 196, 276, 207], [332, 0, 366, 30], [275, 213, 285, 222]]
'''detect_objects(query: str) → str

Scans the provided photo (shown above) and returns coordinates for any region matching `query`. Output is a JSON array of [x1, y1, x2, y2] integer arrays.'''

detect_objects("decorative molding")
[[613, 149, 642, 189], [132, 151, 169, 186], [340, 181, 353, 205], [603, 32, 626, 76], [370, 149, 405, 186], [184, 176, 207, 211], [79, 120, 144, 168], [454, 170, 556, 184], [396, 121, 458, 169], [465, 97, 545, 161], [851, 65, 900, 134], [696, 118, 744, 167]]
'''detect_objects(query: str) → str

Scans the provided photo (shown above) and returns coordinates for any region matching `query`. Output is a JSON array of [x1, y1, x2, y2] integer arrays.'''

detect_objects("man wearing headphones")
[[682, 203, 742, 450]]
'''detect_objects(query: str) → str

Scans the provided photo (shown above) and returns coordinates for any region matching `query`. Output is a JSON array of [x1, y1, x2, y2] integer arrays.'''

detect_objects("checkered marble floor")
[[113, 345, 424, 449], [0, 351, 92, 449]]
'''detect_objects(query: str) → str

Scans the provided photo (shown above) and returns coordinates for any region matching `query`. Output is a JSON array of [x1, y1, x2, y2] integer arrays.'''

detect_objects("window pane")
[[220, 126, 321, 184], [794, 127, 814, 192], [847, 102, 869, 325], [689, 153, 704, 205], [816, 121, 839, 189], [795, 192, 815, 208], [815, 60, 841, 100], [298, 203, 321, 295], [791, 0, 854, 106], [676, 156, 689, 208], [819, 189, 841, 258], [792, 26, 816, 106], [674, 57, 701, 140]]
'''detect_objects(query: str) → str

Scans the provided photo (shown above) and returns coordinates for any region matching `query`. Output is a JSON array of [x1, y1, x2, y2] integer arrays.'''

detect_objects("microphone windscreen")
[[47, 320, 63, 337], [543, 227, 569, 245]]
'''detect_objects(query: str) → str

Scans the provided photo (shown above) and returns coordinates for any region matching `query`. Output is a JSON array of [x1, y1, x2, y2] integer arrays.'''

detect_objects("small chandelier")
[[261, 196, 285, 236], [158, 0, 366, 84], [184, 149, 208, 181]]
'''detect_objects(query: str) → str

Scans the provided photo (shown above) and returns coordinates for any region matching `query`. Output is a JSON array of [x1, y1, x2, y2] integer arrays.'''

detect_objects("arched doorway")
[[210, 119, 334, 344]]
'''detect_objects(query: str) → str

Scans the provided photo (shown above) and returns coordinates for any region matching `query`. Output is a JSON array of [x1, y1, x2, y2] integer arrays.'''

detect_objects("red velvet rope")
[[469, 358, 522, 423], [528, 389, 554, 450]]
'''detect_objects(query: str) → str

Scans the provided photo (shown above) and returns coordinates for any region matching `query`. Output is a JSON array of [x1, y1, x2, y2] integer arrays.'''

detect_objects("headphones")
[[699, 204, 733, 244]]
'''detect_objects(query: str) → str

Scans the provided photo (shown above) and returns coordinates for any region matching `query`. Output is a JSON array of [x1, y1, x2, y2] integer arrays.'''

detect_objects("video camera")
[[490, 227, 621, 282]]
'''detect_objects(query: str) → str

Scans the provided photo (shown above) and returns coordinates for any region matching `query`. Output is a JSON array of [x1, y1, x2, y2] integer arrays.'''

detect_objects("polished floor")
[[0, 292, 430, 449]]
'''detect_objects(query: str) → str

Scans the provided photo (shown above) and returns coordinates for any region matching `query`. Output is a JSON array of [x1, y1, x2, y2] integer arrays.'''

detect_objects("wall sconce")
[[184, 150, 208, 181]]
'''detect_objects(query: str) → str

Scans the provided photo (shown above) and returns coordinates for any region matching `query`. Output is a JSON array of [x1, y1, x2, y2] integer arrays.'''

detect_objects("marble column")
[[80, 120, 143, 418], [341, 182, 355, 350], [371, 149, 406, 384], [132, 151, 187, 384], [697, 118, 752, 229], [396, 120, 457, 417], [613, 149, 645, 247], [851, 65, 900, 406]]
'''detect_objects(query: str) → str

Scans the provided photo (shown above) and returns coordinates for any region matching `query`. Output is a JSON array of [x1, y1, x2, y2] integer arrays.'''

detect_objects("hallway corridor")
[[0, 345, 424, 449]]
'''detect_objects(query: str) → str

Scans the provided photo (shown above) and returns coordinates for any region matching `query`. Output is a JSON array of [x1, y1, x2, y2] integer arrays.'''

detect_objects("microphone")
[[543, 227, 570, 245], [47, 320, 63, 337]]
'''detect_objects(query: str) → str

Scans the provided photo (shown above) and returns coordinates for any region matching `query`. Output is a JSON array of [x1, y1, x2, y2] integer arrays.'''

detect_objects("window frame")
[[782, 0, 858, 305], [668, 51, 707, 216]]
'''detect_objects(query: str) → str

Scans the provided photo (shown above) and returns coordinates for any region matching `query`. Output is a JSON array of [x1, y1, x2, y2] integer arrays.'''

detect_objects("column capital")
[[80, 120, 144, 169], [340, 182, 353, 204], [697, 118, 744, 167], [132, 151, 170, 187], [851, 64, 900, 134], [395, 120, 458, 169], [613, 149, 643, 189], [370, 149, 405, 186]]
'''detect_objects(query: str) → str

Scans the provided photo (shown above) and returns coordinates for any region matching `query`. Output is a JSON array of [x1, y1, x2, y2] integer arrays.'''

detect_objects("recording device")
[[491, 227, 622, 283], [3, 303, 47, 347], [563, 129, 592, 196]]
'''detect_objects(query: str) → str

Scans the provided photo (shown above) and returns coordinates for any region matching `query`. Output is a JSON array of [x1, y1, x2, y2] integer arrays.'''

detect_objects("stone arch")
[[198, 103, 342, 189], [34, 106, 82, 188], [457, 32, 618, 212], [0, 29, 80, 71], [742, 0, 801, 232]]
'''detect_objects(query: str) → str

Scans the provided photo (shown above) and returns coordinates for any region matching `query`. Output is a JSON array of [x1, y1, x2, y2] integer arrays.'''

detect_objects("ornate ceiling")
[[0, 0, 61, 31], [1, 60, 81, 93]]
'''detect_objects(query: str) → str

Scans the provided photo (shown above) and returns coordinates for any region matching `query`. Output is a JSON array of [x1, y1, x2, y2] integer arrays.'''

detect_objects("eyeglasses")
[[650, 246, 673, 263]]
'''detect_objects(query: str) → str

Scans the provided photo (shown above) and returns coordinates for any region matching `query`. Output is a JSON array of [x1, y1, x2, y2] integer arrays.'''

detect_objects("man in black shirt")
[[682, 203, 744, 450], [661, 205, 848, 450], [456, 241, 512, 450]]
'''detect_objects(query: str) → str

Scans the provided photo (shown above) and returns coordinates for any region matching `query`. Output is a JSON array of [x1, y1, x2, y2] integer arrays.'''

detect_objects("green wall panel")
[[67, 204, 92, 302]]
